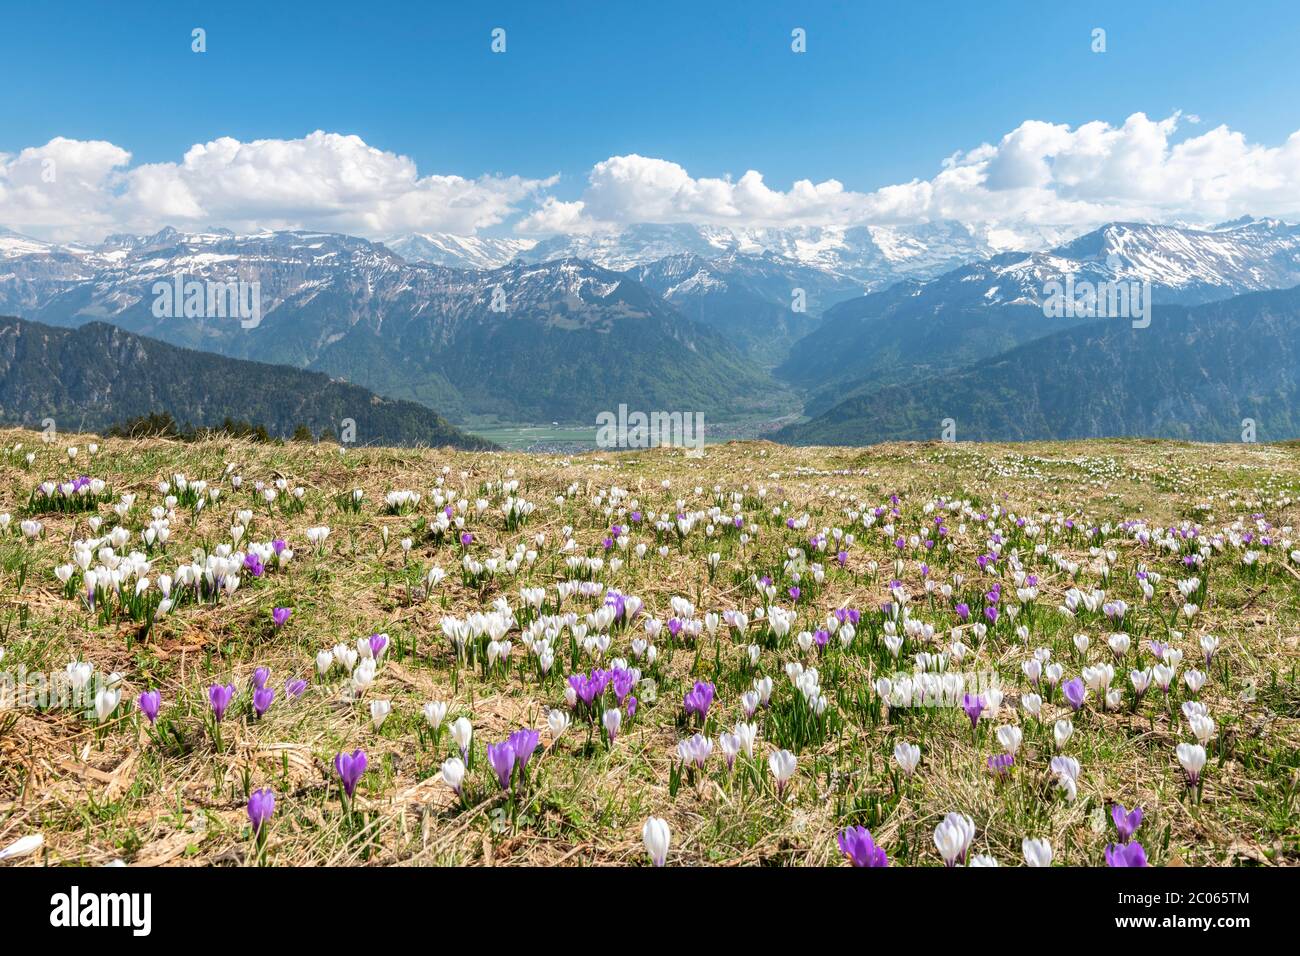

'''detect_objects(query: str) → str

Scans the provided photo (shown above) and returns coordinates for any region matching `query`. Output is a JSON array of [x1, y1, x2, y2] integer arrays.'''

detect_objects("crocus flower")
[[508, 728, 541, 771], [208, 683, 236, 722], [643, 816, 671, 867], [934, 813, 975, 866], [272, 607, 292, 628], [603, 707, 622, 744], [683, 680, 715, 721], [1176, 743, 1207, 785], [962, 694, 985, 730], [1105, 842, 1149, 867], [253, 686, 275, 718], [252, 667, 270, 690], [137, 690, 161, 725], [285, 678, 307, 699], [487, 740, 516, 791], [1063, 678, 1087, 711], [1022, 837, 1052, 867], [334, 749, 368, 798], [838, 826, 888, 867], [247, 788, 275, 836], [450, 716, 473, 761], [987, 753, 1015, 777], [441, 757, 465, 795], [893, 741, 921, 775], [768, 749, 797, 796], [1111, 804, 1143, 841]]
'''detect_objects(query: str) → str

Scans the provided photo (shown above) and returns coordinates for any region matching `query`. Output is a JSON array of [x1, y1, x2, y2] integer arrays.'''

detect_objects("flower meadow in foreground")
[[1, 436, 1297, 866]]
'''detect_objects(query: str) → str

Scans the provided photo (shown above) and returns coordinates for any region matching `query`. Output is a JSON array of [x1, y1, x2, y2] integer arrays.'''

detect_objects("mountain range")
[[3, 216, 1300, 445], [776, 285, 1300, 445], [0, 228, 786, 424], [776, 218, 1300, 417]]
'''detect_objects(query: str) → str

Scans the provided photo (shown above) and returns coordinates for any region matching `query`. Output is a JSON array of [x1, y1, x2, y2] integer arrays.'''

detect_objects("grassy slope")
[[0, 431, 1297, 866]]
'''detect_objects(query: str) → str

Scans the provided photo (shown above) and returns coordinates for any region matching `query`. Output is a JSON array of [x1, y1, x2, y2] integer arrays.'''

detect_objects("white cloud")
[[6, 114, 1300, 244], [516, 154, 865, 234], [0, 131, 555, 243], [516, 113, 1300, 234]]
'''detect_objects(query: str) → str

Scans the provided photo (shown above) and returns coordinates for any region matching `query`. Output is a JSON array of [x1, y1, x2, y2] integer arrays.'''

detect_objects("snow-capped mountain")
[[882, 218, 1300, 313], [7, 216, 1300, 426], [0, 228, 782, 424], [390, 220, 1013, 288], [778, 216, 1300, 398], [382, 233, 538, 270]]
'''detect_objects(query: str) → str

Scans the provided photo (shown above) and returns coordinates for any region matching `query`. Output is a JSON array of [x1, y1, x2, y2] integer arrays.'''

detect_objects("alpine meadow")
[[0, 1, 1296, 921]]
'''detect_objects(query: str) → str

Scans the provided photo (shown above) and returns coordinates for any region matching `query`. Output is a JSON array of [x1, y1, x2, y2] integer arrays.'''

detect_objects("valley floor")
[[1, 431, 1297, 866]]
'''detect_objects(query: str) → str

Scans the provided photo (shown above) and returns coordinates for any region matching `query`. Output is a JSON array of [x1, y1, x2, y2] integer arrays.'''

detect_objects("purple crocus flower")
[[247, 788, 275, 835], [334, 749, 368, 798], [1111, 804, 1143, 842], [962, 693, 985, 730], [252, 667, 271, 690], [1104, 842, 1149, 867], [272, 607, 292, 628], [1063, 678, 1087, 711], [253, 686, 275, 718], [987, 753, 1015, 777], [604, 591, 626, 621], [285, 678, 308, 699], [460, 532, 473, 547], [612, 669, 635, 703], [570, 673, 599, 707], [838, 826, 888, 867], [626, 695, 638, 717], [955, 603, 970, 622], [208, 683, 236, 722], [487, 740, 517, 791], [137, 690, 161, 724], [369, 633, 388, 658], [508, 729, 541, 771], [243, 553, 264, 577], [788, 586, 801, 601], [272, 538, 287, 555], [683, 681, 716, 721]]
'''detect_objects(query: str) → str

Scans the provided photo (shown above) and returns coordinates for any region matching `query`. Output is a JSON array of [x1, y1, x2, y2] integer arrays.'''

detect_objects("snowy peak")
[[383, 232, 538, 270], [508, 220, 1002, 287], [1045, 219, 1300, 296]]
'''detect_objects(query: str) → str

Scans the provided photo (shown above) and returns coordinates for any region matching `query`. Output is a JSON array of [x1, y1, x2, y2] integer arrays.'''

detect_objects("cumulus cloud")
[[516, 113, 1300, 234], [6, 114, 1300, 244], [0, 131, 555, 243]]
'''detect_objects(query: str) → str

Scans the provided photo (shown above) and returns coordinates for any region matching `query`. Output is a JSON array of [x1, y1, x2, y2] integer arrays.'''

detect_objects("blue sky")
[[3, 0, 1298, 241]]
